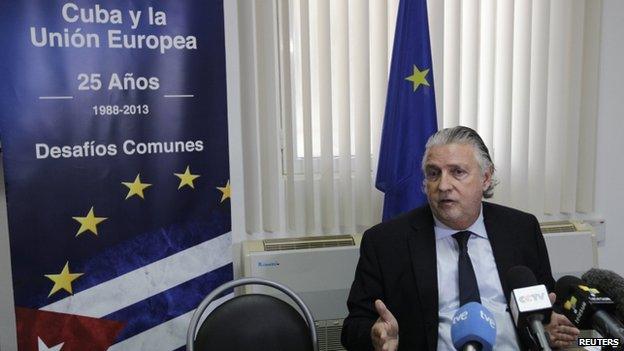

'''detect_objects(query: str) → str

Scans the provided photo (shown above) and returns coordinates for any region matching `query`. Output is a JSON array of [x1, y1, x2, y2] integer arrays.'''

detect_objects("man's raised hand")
[[371, 299, 399, 351], [545, 292, 580, 348]]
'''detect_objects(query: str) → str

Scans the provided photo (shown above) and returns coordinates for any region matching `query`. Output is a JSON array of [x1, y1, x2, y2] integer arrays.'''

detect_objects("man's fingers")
[[554, 329, 577, 342], [374, 300, 389, 321], [551, 312, 578, 329], [549, 333, 575, 348], [546, 313, 580, 349], [375, 299, 397, 325], [558, 316, 577, 328], [549, 292, 556, 304], [562, 325, 580, 336], [379, 326, 387, 340], [381, 338, 399, 351], [560, 334, 576, 342], [371, 323, 382, 338], [372, 300, 399, 351], [552, 339, 572, 348], [372, 320, 398, 351], [371, 318, 389, 341]]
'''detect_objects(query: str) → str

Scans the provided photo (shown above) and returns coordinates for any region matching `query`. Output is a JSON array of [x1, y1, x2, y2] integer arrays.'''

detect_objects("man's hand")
[[371, 299, 399, 351], [545, 292, 580, 349]]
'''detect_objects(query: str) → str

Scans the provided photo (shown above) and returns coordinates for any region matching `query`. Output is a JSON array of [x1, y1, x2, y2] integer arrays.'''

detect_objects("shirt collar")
[[433, 204, 487, 240]]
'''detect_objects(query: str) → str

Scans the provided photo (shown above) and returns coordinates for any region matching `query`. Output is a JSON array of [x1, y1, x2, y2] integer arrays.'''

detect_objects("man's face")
[[423, 143, 491, 230]]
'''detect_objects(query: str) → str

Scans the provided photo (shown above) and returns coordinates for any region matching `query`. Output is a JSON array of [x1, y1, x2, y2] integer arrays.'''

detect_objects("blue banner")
[[0, 1, 231, 350], [376, 0, 438, 221]]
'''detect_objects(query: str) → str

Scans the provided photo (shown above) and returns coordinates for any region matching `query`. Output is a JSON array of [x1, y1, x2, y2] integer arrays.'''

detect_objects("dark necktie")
[[453, 231, 481, 305]]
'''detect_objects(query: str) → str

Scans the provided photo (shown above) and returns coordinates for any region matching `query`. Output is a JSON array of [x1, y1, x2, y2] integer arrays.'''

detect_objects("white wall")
[[594, 0, 624, 276]]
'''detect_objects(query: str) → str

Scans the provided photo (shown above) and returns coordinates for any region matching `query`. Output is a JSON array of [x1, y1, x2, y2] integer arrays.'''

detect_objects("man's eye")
[[453, 169, 466, 176], [426, 170, 439, 179]]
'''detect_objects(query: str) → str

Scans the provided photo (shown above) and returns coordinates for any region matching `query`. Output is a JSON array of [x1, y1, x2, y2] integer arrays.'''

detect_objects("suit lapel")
[[483, 202, 515, 299], [407, 208, 438, 350]]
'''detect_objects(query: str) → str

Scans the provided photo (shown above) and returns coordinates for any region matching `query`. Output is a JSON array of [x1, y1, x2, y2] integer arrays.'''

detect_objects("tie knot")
[[452, 231, 472, 250]]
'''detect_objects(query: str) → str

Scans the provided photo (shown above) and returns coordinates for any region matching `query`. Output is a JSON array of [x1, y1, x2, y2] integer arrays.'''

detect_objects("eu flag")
[[376, 0, 438, 221]]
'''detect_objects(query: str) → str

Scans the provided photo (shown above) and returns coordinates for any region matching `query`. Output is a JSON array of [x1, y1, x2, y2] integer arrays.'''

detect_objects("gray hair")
[[421, 126, 498, 198]]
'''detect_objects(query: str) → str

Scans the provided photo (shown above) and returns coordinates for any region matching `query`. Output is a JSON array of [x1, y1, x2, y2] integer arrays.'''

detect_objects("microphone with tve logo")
[[451, 302, 497, 351], [506, 266, 552, 351]]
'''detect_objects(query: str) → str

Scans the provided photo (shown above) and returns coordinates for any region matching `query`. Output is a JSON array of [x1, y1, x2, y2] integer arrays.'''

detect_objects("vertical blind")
[[236, 0, 602, 236]]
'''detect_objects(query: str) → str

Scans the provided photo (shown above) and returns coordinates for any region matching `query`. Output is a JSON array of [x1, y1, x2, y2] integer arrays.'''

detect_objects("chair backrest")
[[187, 277, 318, 351]]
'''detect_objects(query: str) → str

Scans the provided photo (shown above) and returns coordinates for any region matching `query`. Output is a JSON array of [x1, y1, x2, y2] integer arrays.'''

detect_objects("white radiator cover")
[[242, 235, 361, 321], [541, 220, 598, 279]]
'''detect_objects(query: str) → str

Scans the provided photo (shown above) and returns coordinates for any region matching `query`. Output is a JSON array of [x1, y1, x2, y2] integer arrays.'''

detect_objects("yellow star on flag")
[[44, 262, 83, 297], [216, 180, 231, 203], [73, 206, 107, 237], [122, 174, 152, 200], [175, 166, 200, 189], [405, 65, 430, 91]]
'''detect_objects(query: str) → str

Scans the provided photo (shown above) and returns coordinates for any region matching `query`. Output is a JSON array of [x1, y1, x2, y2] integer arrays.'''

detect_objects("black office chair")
[[186, 277, 318, 351]]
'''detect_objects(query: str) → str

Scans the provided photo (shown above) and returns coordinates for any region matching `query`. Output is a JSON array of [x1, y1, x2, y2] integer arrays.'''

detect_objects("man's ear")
[[482, 167, 493, 191]]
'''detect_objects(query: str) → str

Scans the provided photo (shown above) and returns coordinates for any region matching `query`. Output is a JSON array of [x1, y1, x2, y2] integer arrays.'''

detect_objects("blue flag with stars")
[[376, 0, 438, 221]]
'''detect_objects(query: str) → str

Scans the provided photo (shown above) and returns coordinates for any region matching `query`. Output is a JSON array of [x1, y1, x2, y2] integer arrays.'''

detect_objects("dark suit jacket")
[[341, 202, 555, 350]]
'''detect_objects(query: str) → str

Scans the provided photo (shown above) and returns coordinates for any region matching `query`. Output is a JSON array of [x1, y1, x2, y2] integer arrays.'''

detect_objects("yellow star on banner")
[[44, 262, 83, 297], [405, 65, 430, 91], [122, 174, 152, 200], [73, 206, 107, 237], [216, 180, 231, 203], [175, 166, 200, 189]]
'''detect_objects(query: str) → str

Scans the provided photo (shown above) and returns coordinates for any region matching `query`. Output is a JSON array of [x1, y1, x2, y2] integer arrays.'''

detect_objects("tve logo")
[[450, 302, 497, 351], [451, 306, 496, 330], [480, 310, 496, 329], [452, 310, 468, 324]]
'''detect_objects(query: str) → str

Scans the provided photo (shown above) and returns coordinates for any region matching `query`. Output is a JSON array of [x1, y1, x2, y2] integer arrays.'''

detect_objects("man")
[[342, 126, 579, 350]]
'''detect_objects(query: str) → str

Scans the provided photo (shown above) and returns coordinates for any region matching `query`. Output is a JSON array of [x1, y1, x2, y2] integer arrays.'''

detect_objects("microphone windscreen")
[[506, 266, 537, 291], [451, 302, 497, 351], [582, 268, 624, 320], [554, 275, 583, 306]]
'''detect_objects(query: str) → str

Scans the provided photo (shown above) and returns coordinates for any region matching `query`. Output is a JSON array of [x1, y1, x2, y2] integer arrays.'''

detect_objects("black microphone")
[[582, 268, 624, 321], [555, 275, 624, 345], [506, 266, 552, 351]]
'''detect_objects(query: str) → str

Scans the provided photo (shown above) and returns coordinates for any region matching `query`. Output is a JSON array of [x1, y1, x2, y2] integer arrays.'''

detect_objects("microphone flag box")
[[563, 284, 616, 327], [509, 284, 551, 326]]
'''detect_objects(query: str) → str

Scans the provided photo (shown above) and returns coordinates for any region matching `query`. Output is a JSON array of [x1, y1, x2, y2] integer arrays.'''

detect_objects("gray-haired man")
[[342, 126, 579, 350]]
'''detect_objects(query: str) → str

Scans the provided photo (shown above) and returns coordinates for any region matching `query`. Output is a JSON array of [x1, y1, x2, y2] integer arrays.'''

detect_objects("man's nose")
[[438, 172, 452, 191]]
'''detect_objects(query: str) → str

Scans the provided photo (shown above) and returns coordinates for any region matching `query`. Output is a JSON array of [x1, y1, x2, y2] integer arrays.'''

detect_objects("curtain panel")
[[236, 0, 602, 236]]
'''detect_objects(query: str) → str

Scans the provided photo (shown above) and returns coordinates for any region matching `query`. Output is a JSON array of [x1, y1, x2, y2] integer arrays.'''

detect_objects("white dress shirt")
[[434, 206, 521, 350]]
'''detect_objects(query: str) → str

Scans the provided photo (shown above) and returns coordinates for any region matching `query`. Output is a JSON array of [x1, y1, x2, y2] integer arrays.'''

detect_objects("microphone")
[[506, 266, 552, 351], [451, 302, 497, 351], [555, 275, 624, 343], [582, 268, 624, 321]]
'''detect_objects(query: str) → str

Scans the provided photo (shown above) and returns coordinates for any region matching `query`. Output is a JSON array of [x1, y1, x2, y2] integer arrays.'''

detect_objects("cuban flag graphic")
[[0, 1, 232, 350]]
